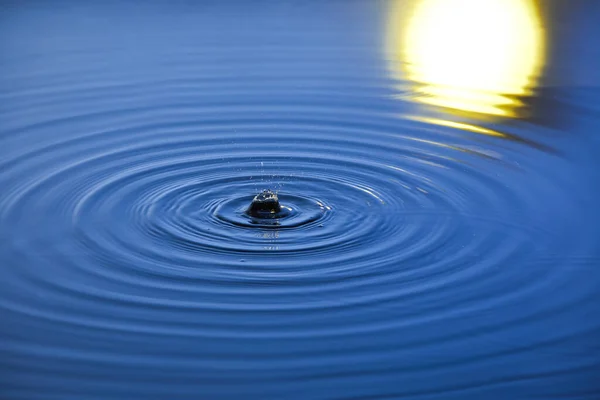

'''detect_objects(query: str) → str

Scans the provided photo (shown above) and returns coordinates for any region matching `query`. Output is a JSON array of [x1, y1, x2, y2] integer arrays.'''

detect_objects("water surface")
[[1, 1, 600, 399]]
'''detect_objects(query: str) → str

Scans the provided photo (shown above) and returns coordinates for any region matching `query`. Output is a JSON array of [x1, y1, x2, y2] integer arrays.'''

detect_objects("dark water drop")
[[247, 189, 282, 218]]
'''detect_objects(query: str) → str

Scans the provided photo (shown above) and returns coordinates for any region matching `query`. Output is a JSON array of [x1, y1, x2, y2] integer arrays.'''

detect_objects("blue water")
[[1, 1, 600, 399]]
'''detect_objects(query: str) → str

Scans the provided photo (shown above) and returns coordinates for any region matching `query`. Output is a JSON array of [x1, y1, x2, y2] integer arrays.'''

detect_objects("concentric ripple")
[[2, 2, 600, 399], [2, 108, 600, 398]]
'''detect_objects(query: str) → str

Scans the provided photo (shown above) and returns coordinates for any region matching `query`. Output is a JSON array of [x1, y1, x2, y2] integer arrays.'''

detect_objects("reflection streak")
[[388, 0, 545, 120]]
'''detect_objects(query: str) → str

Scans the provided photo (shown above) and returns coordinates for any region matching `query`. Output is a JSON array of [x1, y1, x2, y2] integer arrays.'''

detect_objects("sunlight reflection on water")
[[387, 0, 546, 121]]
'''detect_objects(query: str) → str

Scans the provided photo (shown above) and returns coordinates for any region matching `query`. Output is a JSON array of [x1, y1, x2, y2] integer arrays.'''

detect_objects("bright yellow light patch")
[[389, 0, 545, 117]]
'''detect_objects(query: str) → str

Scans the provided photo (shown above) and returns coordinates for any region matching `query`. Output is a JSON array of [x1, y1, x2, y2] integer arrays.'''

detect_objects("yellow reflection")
[[406, 116, 507, 137], [388, 0, 545, 118]]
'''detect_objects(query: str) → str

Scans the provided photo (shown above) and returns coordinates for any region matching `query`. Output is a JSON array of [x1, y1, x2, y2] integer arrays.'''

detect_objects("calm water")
[[1, 1, 600, 399]]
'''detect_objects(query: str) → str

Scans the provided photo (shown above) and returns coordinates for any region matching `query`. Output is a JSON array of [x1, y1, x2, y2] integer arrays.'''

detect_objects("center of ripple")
[[216, 191, 328, 229]]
